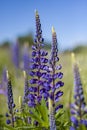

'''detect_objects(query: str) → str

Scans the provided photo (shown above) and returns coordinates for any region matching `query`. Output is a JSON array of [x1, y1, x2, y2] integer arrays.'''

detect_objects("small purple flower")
[[29, 87, 37, 92], [55, 91, 63, 102], [56, 64, 62, 70], [6, 119, 11, 124], [30, 79, 38, 84], [55, 81, 64, 89], [5, 113, 10, 117], [34, 121, 39, 126], [71, 116, 78, 126], [55, 104, 63, 113], [30, 63, 38, 69], [32, 51, 36, 57], [28, 93, 36, 100]]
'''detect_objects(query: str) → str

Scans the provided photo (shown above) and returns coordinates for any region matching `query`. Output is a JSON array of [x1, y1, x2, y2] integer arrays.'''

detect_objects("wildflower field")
[[0, 11, 87, 130]]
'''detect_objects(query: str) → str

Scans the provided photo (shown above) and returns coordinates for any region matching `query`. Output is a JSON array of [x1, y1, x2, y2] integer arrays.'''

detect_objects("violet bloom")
[[49, 27, 64, 109], [70, 63, 87, 129], [49, 27, 64, 130], [11, 41, 20, 69], [28, 10, 48, 107], [6, 71, 15, 127]]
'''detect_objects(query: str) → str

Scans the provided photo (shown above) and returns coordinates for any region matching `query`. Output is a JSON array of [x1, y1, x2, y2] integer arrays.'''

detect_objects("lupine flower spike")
[[49, 27, 64, 130], [70, 53, 87, 130], [28, 10, 48, 107], [6, 70, 15, 127], [49, 27, 64, 112]]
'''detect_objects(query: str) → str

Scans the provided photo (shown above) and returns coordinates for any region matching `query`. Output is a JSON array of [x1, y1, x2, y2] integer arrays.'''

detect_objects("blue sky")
[[0, 0, 87, 50]]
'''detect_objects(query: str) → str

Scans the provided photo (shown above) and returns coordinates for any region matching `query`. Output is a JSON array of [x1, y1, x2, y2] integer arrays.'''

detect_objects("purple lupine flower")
[[55, 104, 63, 113], [6, 70, 15, 127], [49, 27, 64, 130], [70, 63, 87, 129], [28, 10, 49, 106], [49, 27, 64, 106], [11, 41, 20, 69], [22, 43, 30, 74], [6, 119, 11, 124]]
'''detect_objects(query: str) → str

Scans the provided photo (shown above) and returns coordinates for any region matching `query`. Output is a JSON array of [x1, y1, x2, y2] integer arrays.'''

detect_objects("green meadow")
[[0, 45, 87, 130], [0, 46, 87, 114]]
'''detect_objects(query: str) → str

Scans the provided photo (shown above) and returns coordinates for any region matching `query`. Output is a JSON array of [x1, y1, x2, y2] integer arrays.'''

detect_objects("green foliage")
[[23, 98, 49, 128], [55, 109, 70, 130], [2, 100, 70, 130]]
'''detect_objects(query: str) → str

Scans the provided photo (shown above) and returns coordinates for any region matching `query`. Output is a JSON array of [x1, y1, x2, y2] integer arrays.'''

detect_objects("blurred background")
[[0, 0, 87, 50], [0, 0, 87, 115]]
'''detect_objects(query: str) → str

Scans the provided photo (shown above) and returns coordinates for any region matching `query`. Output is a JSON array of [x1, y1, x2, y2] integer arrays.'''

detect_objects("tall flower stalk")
[[28, 10, 48, 107], [70, 53, 87, 129], [49, 27, 64, 130], [6, 70, 15, 127]]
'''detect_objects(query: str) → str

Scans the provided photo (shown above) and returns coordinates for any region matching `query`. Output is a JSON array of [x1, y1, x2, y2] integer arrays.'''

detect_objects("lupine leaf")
[[55, 109, 64, 120], [36, 98, 49, 126], [24, 109, 43, 124]]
